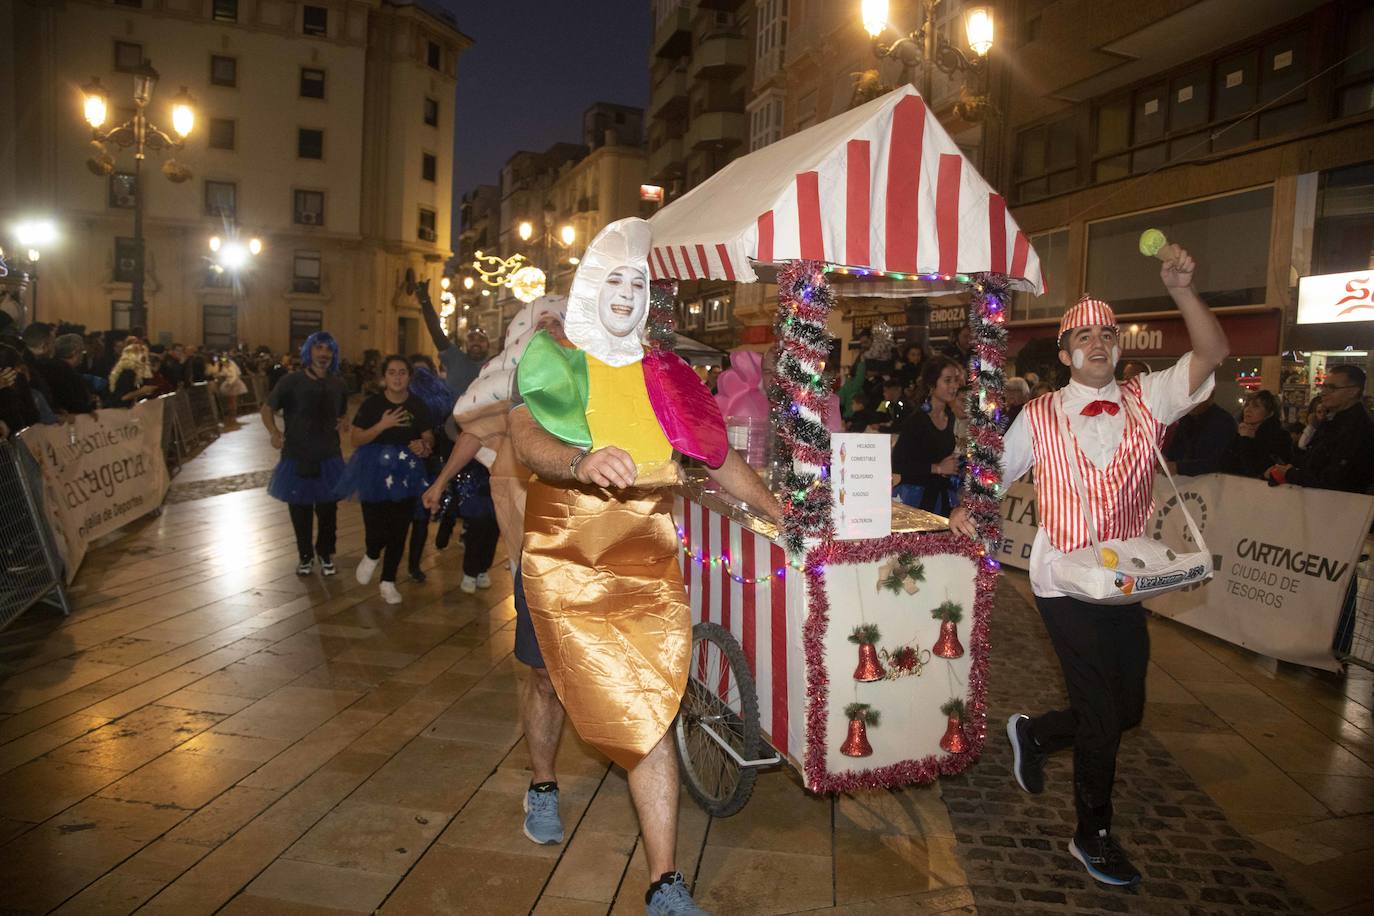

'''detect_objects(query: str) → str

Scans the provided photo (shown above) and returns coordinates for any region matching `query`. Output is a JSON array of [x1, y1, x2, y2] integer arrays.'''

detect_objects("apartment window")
[[1012, 229, 1070, 320], [1086, 187, 1273, 314], [421, 152, 437, 182], [204, 180, 237, 219], [302, 5, 327, 36], [298, 128, 324, 160], [111, 300, 134, 330], [755, 0, 788, 81], [109, 172, 136, 209], [290, 309, 323, 352], [749, 92, 784, 151], [292, 251, 322, 293], [210, 55, 237, 87], [212, 0, 238, 22], [294, 190, 325, 226], [426, 40, 441, 71], [705, 295, 731, 330], [208, 118, 236, 151], [203, 304, 237, 350], [114, 41, 143, 73], [1014, 115, 1080, 202], [300, 68, 325, 99], [423, 97, 439, 127], [1337, 5, 1374, 117], [114, 238, 139, 283], [417, 208, 437, 242]]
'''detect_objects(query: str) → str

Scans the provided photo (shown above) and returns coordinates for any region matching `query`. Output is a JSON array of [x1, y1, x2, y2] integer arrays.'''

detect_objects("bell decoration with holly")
[[939, 698, 968, 753], [840, 702, 880, 757], [931, 600, 965, 659], [848, 624, 885, 682], [877, 552, 926, 595]]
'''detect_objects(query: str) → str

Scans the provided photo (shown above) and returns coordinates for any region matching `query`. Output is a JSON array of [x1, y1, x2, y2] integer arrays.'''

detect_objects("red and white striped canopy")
[[646, 86, 1045, 295]]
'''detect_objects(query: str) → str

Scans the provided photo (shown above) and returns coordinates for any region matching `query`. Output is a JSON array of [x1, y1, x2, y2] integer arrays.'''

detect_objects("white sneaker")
[[460, 575, 477, 594], [356, 555, 379, 585], [476, 572, 492, 589], [379, 581, 403, 604]]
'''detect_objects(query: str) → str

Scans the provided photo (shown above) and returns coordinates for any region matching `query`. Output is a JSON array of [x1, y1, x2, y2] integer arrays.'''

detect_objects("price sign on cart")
[[831, 433, 892, 540]]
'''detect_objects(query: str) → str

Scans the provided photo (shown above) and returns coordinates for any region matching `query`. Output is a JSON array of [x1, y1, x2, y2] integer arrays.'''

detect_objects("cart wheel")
[[675, 621, 762, 817]]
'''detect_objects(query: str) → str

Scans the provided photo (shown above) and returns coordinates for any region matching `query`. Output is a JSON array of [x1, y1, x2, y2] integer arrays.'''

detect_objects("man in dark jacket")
[[37, 333, 96, 415], [1164, 395, 1236, 476], [1267, 365, 1374, 494]]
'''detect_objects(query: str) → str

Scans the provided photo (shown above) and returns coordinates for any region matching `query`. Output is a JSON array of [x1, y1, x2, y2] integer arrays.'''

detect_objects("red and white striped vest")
[[1024, 380, 1165, 553]]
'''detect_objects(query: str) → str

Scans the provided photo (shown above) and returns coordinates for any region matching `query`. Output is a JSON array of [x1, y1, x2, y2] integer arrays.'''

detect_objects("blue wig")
[[300, 331, 340, 374], [409, 365, 455, 427]]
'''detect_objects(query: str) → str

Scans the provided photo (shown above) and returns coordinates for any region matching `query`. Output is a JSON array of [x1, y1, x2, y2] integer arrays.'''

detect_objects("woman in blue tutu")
[[337, 355, 434, 604], [263, 332, 349, 576]]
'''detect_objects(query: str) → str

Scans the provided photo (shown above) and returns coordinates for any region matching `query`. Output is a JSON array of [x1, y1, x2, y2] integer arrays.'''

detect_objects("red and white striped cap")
[[1058, 296, 1118, 340]]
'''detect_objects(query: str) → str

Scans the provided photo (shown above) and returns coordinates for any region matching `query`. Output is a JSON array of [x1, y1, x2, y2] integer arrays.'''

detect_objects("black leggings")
[[288, 502, 338, 561], [361, 499, 416, 583], [461, 515, 500, 576]]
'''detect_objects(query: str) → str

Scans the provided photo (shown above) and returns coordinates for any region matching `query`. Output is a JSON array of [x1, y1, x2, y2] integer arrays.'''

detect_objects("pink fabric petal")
[[644, 350, 729, 467]]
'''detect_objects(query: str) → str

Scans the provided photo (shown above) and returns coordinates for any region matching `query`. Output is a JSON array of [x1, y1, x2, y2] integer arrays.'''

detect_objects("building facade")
[[0, 0, 470, 359], [1000, 0, 1374, 413]]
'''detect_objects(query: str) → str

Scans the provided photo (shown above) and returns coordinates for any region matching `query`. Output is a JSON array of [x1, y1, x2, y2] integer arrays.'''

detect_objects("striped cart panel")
[[675, 495, 797, 765]]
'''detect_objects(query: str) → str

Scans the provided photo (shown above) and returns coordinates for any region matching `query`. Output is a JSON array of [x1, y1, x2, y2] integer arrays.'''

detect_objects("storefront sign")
[[927, 305, 966, 332], [850, 311, 907, 334], [831, 433, 892, 540], [640, 184, 664, 202], [998, 475, 1372, 671], [1008, 310, 1281, 358], [20, 400, 169, 582], [1297, 270, 1374, 325]]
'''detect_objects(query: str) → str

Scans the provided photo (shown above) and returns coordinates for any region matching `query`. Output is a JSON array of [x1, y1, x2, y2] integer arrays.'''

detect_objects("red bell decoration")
[[848, 624, 885, 682], [932, 619, 964, 659], [939, 714, 967, 753], [840, 717, 874, 757]]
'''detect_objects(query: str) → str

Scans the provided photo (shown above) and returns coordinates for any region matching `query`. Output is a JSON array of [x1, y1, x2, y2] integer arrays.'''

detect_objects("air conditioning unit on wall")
[[418, 227, 436, 242], [298, 212, 319, 225]]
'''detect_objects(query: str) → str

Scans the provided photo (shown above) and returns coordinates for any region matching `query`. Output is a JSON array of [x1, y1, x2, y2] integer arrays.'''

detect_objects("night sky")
[[431, 0, 652, 203]]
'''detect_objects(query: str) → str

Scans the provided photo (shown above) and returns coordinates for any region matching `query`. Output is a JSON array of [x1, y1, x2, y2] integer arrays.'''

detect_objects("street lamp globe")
[[170, 87, 195, 138], [132, 61, 159, 106], [248, 237, 263, 256], [208, 235, 222, 252], [517, 221, 534, 242], [965, 7, 994, 56], [440, 276, 451, 290], [861, 0, 888, 38], [463, 276, 474, 290], [15, 219, 58, 251], [220, 241, 248, 270], [559, 224, 576, 247], [82, 78, 109, 129], [27, 249, 40, 263]]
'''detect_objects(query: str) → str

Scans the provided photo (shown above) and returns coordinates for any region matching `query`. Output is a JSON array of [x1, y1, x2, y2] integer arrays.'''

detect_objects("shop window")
[[1312, 162, 1374, 277], [210, 55, 237, 88], [1015, 115, 1080, 202], [208, 117, 235, 151], [1085, 187, 1273, 314], [300, 68, 325, 99], [1012, 229, 1070, 321], [292, 250, 322, 293], [298, 128, 324, 160], [294, 190, 325, 226], [204, 180, 237, 219]]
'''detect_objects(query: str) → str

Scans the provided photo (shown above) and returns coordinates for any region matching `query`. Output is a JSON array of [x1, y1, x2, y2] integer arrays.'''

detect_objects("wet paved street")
[[0, 421, 1369, 914]]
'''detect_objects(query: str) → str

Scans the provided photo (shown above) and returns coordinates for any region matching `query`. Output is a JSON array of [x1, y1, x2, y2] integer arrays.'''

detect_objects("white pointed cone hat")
[[565, 217, 653, 367]]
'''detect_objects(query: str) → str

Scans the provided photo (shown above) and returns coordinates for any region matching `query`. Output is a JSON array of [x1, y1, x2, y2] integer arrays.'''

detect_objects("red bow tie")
[[1080, 399, 1121, 417]]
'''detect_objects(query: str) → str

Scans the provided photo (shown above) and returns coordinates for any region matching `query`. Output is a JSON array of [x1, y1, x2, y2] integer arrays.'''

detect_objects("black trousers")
[[361, 499, 415, 583], [288, 502, 338, 561], [461, 515, 500, 577], [1028, 595, 1150, 837]]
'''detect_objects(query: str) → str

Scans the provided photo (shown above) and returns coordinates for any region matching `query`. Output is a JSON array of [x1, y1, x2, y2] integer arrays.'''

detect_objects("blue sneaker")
[[523, 783, 563, 845], [646, 872, 709, 915]]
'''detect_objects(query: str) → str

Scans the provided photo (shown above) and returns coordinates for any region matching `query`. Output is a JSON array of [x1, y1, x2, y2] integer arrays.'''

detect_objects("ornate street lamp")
[[5, 219, 58, 322], [860, 0, 995, 120], [82, 61, 195, 330]]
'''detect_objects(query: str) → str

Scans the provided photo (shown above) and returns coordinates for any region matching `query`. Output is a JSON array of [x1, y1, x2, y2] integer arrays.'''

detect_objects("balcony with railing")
[[653, 5, 692, 58], [651, 67, 690, 118], [686, 111, 747, 150], [648, 136, 686, 180], [690, 31, 748, 80]]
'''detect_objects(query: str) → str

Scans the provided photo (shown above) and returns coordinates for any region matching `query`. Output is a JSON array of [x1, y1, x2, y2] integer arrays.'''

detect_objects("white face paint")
[[596, 267, 648, 338], [1110, 345, 1120, 368], [1072, 349, 1086, 370]]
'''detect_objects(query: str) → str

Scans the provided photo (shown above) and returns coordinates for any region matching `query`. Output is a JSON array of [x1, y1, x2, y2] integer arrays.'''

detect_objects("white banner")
[[997, 475, 1372, 671], [20, 400, 169, 582]]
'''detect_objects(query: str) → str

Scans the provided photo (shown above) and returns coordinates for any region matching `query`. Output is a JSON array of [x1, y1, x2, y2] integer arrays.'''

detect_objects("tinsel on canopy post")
[[770, 260, 837, 556], [646, 280, 678, 352], [959, 273, 1011, 564]]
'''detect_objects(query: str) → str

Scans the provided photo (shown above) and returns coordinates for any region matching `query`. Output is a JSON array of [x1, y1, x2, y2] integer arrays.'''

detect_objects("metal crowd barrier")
[[0, 439, 70, 631], [1336, 548, 1374, 673], [187, 382, 221, 441]]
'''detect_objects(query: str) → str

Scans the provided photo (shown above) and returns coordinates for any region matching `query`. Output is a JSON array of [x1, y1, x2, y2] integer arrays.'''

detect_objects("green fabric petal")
[[517, 331, 591, 448]]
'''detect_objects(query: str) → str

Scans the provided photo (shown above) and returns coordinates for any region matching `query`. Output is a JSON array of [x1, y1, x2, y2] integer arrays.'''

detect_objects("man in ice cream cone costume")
[[952, 246, 1228, 889], [510, 218, 778, 915]]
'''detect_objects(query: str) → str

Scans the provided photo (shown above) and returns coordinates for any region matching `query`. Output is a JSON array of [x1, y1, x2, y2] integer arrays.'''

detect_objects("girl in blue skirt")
[[336, 355, 433, 604]]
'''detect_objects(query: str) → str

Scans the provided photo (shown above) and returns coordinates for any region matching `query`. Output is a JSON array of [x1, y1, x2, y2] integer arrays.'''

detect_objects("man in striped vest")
[[952, 247, 1228, 888]]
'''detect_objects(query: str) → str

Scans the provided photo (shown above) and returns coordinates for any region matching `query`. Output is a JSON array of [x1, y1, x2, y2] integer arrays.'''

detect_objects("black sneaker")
[[1007, 714, 1045, 794], [409, 566, 427, 583], [296, 556, 313, 576], [320, 556, 337, 577], [1069, 829, 1141, 887]]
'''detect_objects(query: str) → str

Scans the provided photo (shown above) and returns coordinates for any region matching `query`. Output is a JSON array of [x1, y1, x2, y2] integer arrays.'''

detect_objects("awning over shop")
[[646, 85, 1044, 294]]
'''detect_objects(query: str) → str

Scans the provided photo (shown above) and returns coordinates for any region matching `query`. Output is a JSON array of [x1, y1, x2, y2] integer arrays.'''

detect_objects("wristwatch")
[[569, 447, 591, 479]]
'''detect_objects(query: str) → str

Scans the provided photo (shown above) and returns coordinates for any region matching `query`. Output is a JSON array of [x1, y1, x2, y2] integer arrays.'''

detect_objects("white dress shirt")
[[1002, 352, 1215, 598]]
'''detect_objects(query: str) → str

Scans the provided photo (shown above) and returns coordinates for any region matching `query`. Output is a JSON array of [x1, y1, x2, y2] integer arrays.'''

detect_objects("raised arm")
[[1160, 248, 1228, 393], [415, 280, 452, 353]]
